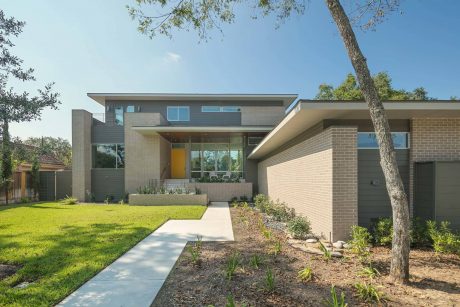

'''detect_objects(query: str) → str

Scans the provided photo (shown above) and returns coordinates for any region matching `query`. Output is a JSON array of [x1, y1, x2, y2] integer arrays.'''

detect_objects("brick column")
[[72, 110, 92, 201]]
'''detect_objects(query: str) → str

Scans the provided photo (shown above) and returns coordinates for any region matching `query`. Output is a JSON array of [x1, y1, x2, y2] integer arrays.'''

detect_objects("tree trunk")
[[325, 0, 410, 283], [1, 119, 12, 205]]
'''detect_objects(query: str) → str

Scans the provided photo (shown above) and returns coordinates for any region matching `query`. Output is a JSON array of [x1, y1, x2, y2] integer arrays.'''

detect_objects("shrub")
[[226, 294, 235, 307], [297, 266, 313, 282], [287, 216, 311, 239], [270, 201, 295, 222], [225, 252, 240, 281], [372, 217, 393, 246], [264, 268, 275, 292], [272, 240, 282, 256], [354, 282, 383, 303], [20, 197, 30, 204], [254, 194, 270, 212], [349, 225, 372, 261], [319, 241, 332, 261], [60, 195, 78, 205], [188, 236, 203, 265], [427, 220, 460, 255], [324, 286, 348, 307], [249, 254, 262, 269], [411, 217, 432, 247]]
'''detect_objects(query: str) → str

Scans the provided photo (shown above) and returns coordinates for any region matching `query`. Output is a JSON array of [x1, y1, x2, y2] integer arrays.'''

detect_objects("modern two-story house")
[[72, 94, 460, 240]]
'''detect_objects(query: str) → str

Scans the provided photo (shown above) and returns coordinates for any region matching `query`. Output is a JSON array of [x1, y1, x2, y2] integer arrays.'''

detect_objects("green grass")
[[0, 202, 206, 306]]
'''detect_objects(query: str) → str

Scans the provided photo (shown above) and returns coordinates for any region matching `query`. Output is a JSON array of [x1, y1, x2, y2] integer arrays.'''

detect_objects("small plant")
[[297, 266, 313, 282], [60, 195, 78, 205], [264, 268, 275, 292], [20, 197, 30, 204], [249, 254, 262, 269], [271, 201, 295, 222], [411, 217, 431, 247], [287, 216, 311, 239], [358, 264, 380, 279], [427, 220, 460, 255], [272, 240, 282, 256], [195, 187, 201, 195], [323, 286, 348, 307], [188, 236, 203, 265], [226, 294, 235, 307], [349, 225, 372, 261], [225, 252, 240, 281], [354, 282, 383, 303], [239, 195, 248, 202], [86, 190, 96, 202], [254, 194, 270, 212], [319, 241, 332, 261], [104, 195, 114, 205], [262, 229, 272, 240], [372, 217, 393, 246]]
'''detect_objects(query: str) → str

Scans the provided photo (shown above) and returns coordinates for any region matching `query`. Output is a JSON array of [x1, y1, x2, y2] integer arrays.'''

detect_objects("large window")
[[113, 105, 136, 126], [202, 106, 241, 112], [93, 144, 125, 168], [167, 106, 190, 121], [190, 137, 244, 178], [357, 132, 409, 149]]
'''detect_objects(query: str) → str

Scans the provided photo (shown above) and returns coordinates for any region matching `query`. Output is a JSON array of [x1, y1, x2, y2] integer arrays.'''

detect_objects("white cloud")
[[163, 52, 182, 63]]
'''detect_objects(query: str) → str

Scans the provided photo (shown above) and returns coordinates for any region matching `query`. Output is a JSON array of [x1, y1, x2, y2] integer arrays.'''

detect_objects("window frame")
[[92, 143, 125, 169], [167, 106, 190, 121], [357, 132, 410, 150], [201, 106, 241, 113]]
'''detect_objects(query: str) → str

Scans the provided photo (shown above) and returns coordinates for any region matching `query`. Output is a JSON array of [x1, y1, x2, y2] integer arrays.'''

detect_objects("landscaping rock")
[[332, 241, 345, 249], [288, 238, 304, 245], [330, 251, 343, 258], [305, 238, 318, 243]]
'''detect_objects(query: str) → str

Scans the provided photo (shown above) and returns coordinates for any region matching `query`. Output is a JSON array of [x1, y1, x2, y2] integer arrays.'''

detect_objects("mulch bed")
[[0, 264, 20, 280], [152, 206, 460, 306]]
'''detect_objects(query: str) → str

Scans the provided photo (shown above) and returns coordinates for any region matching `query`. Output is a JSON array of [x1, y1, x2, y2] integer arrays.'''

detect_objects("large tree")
[[24, 137, 72, 167], [0, 10, 60, 204], [128, 0, 411, 283], [316, 71, 433, 100]]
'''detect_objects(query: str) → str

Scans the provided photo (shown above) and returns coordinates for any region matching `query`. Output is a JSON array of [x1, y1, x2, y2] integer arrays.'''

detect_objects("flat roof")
[[132, 125, 273, 135], [248, 100, 460, 159], [87, 93, 298, 107]]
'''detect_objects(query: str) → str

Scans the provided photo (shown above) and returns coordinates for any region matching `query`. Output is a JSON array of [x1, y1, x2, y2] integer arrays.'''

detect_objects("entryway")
[[171, 146, 186, 179]]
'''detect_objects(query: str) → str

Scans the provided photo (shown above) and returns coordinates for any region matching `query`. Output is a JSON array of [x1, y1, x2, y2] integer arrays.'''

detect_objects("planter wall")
[[186, 183, 253, 201], [129, 193, 208, 206]]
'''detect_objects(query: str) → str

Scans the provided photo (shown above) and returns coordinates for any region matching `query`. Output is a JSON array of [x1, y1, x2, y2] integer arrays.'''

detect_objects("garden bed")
[[152, 206, 460, 306], [129, 194, 208, 206]]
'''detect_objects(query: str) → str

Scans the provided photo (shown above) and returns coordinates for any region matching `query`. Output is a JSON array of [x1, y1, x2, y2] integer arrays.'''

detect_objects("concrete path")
[[59, 202, 233, 307]]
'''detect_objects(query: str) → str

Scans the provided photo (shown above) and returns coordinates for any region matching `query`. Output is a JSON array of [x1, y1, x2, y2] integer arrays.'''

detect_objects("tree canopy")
[[24, 137, 72, 167], [315, 72, 433, 101]]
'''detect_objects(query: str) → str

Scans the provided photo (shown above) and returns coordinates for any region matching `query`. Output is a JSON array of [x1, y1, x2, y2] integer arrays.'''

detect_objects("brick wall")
[[410, 118, 460, 206], [241, 106, 285, 126], [72, 110, 92, 201], [258, 126, 357, 241]]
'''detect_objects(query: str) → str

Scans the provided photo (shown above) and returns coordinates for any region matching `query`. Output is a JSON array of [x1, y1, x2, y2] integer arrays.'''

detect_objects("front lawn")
[[0, 202, 206, 306]]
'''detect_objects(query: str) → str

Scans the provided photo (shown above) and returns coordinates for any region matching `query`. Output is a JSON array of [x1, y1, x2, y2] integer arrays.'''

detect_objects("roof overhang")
[[132, 125, 273, 135], [248, 101, 460, 159], [87, 93, 298, 108]]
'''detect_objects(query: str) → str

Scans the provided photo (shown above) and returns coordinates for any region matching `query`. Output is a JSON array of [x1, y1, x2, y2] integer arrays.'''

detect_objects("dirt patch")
[[153, 207, 460, 306], [0, 264, 20, 280]]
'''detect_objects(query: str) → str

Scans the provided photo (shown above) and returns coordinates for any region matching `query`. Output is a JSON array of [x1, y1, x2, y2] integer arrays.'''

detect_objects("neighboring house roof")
[[87, 93, 298, 108], [248, 100, 460, 159]]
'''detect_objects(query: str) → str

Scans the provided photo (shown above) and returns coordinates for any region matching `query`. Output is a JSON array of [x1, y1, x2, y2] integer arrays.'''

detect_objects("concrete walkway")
[[59, 202, 234, 307]]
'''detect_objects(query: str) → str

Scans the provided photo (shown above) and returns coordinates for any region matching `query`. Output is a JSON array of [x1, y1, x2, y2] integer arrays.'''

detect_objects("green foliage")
[[410, 217, 432, 247], [427, 221, 460, 255], [272, 240, 282, 256], [358, 265, 380, 279], [297, 266, 313, 282], [20, 197, 30, 204], [225, 252, 240, 281], [254, 194, 270, 212], [323, 286, 348, 307], [349, 225, 372, 261], [262, 228, 272, 240], [225, 294, 235, 307], [24, 137, 72, 167], [287, 216, 311, 239], [264, 268, 275, 292], [60, 196, 78, 205], [314, 72, 435, 101], [318, 241, 332, 261], [249, 254, 262, 269], [354, 282, 383, 303], [188, 236, 203, 265], [270, 201, 295, 222], [371, 217, 393, 246]]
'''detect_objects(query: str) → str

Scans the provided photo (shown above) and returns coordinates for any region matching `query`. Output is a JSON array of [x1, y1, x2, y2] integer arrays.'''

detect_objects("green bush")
[[60, 195, 78, 205], [287, 216, 311, 239], [411, 217, 432, 247], [254, 194, 270, 212], [270, 201, 295, 222], [372, 218, 393, 246], [354, 282, 383, 303], [427, 220, 460, 255], [349, 225, 372, 260], [324, 286, 348, 307]]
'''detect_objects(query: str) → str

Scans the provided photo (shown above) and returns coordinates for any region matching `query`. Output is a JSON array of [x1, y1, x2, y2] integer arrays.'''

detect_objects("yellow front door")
[[171, 148, 186, 178]]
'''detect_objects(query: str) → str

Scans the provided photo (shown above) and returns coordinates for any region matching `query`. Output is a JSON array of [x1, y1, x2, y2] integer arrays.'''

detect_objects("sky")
[[2, 0, 460, 142]]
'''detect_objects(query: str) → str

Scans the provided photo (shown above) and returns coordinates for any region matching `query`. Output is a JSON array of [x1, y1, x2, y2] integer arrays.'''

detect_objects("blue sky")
[[3, 0, 460, 142]]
